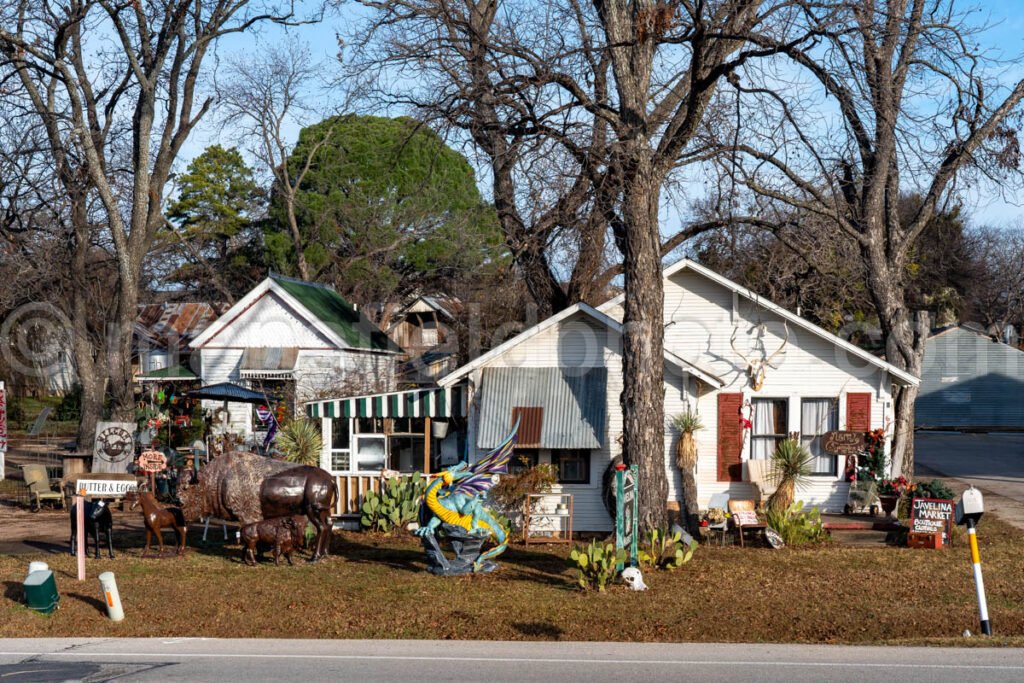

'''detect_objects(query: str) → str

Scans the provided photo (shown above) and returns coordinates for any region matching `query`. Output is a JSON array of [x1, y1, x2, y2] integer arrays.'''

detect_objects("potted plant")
[[876, 476, 909, 517], [671, 410, 704, 537]]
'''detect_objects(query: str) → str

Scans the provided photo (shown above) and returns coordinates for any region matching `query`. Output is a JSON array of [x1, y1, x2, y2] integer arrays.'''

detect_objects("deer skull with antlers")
[[730, 322, 789, 391]]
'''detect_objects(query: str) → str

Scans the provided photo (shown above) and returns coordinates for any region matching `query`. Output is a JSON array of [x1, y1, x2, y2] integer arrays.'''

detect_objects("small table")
[[523, 494, 573, 544], [703, 521, 729, 546]]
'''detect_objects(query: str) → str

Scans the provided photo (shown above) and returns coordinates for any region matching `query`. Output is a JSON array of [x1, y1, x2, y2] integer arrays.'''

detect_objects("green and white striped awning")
[[305, 385, 468, 420]]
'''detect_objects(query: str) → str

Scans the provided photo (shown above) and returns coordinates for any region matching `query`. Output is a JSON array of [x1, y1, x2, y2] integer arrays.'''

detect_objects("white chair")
[[745, 459, 778, 508]]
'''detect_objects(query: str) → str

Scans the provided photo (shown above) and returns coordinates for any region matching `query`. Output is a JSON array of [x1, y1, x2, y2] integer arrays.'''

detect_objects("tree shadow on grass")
[[66, 591, 107, 616], [333, 536, 427, 573], [3, 580, 23, 604]]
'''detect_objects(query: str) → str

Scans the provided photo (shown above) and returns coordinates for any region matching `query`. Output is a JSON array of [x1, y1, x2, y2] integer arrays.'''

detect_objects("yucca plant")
[[766, 438, 813, 513], [671, 410, 704, 536], [276, 419, 324, 466]]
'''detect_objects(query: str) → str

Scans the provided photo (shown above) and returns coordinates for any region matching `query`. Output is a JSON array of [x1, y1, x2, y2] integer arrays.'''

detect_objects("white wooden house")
[[191, 274, 401, 443], [305, 258, 918, 530]]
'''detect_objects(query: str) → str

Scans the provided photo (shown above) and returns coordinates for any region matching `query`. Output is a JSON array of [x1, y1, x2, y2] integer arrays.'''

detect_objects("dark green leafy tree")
[[266, 115, 503, 305], [163, 145, 264, 302]]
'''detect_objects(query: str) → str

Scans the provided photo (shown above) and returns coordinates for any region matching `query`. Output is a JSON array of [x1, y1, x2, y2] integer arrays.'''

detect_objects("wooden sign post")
[[76, 487, 86, 581], [138, 450, 167, 493], [615, 464, 639, 571], [909, 497, 955, 548]]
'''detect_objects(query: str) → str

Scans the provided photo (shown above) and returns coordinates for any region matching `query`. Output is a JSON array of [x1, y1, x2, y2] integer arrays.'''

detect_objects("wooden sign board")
[[909, 497, 954, 547], [138, 450, 168, 473], [75, 479, 139, 497], [822, 431, 866, 456]]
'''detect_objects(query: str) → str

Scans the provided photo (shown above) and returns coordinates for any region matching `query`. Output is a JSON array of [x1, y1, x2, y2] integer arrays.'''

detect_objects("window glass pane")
[[509, 450, 538, 474], [357, 417, 384, 434], [331, 418, 350, 450], [554, 449, 590, 484], [801, 398, 838, 475], [330, 451, 350, 472], [751, 399, 787, 460], [355, 436, 387, 471]]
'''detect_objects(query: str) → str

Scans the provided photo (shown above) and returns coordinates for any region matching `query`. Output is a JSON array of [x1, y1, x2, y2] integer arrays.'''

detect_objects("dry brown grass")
[[2, 516, 1023, 644]]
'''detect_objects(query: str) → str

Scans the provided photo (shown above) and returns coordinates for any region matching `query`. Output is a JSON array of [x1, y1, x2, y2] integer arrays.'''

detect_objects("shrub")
[[488, 460, 558, 521], [569, 540, 626, 592], [765, 500, 828, 545], [911, 479, 956, 500], [637, 528, 697, 571], [361, 472, 427, 534], [276, 419, 323, 466]]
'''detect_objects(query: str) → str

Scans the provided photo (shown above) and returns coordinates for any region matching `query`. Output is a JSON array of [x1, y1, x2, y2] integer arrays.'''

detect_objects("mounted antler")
[[730, 322, 789, 391]]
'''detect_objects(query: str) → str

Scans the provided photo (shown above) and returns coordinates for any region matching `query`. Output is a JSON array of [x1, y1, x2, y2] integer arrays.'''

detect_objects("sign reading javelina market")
[[822, 431, 867, 456], [910, 498, 954, 547]]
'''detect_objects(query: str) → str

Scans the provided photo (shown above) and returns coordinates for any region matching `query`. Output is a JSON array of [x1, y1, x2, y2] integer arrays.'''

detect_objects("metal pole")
[[966, 518, 992, 635], [76, 490, 86, 581]]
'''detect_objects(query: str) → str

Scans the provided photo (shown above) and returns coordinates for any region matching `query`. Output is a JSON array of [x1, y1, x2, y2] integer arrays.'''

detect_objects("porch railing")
[[333, 472, 439, 518]]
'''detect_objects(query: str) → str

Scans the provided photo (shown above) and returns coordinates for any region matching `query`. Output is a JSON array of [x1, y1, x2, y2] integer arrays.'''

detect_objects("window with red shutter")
[[717, 393, 745, 482], [846, 393, 872, 432]]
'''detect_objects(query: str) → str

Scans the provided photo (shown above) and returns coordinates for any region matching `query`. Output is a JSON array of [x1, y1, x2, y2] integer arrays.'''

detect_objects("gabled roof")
[[190, 274, 402, 353], [596, 258, 919, 386], [437, 302, 723, 388]]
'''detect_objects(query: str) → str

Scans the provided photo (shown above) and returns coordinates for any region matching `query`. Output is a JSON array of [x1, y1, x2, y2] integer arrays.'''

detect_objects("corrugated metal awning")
[[477, 367, 606, 449], [305, 385, 468, 419], [240, 347, 298, 379]]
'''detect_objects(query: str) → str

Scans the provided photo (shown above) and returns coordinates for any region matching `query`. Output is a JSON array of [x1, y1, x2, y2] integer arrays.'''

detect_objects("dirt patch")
[[2, 515, 1022, 644]]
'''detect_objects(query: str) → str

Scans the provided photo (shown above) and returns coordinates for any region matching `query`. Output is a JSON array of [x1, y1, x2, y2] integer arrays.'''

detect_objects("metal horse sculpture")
[[130, 490, 188, 557], [416, 422, 517, 575]]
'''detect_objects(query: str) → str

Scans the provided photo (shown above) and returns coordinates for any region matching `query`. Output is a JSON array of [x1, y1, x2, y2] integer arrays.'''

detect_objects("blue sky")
[[190, 1, 1024, 230]]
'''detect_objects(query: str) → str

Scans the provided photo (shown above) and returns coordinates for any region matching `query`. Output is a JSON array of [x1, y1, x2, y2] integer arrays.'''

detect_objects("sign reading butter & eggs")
[[76, 479, 139, 497]]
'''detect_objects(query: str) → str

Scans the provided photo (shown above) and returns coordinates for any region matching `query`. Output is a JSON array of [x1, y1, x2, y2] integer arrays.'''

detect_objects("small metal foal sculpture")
[[130, 490, 188, 557]]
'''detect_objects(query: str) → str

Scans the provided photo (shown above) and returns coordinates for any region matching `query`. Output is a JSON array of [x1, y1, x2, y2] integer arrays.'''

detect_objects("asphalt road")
[[1, 639, 1023, 683], [916, 432, 1024, 501]]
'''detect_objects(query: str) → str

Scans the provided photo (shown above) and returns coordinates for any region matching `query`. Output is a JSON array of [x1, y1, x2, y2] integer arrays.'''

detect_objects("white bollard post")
[[98, 571, 124, 622]]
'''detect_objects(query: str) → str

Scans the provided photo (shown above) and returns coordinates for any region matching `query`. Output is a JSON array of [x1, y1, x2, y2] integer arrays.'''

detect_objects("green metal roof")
[[136, 365, 199, 381], [270, 275, 401, 352]]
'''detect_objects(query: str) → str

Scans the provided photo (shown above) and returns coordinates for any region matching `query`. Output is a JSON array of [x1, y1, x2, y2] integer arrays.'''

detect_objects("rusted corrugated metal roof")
[[135, 302, 225, 350], [477, 367, 606, 450]]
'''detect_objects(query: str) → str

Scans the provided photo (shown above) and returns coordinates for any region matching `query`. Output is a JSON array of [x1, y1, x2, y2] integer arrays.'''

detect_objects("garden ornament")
[[178, 451, 337, 561], [621, 567, 648, 591], [130, 490, 187, 557], [730, 322, 789, 391], [416, 421, 518, 575]]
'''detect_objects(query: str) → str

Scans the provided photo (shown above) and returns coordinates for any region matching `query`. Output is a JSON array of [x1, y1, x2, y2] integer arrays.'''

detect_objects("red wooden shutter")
[[717, 393, 744, 482], [846, 393, 872, 432]]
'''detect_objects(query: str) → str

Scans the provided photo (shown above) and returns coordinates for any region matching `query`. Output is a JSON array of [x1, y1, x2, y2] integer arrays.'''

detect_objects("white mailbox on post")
[[955, 487, 984, 526]]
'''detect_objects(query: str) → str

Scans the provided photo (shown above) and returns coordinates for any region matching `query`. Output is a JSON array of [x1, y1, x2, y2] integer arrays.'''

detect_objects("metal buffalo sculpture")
[[179, 451, 337, 561]]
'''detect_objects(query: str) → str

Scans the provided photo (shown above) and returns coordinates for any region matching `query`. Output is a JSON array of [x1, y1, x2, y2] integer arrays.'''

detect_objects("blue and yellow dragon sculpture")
[[415, 422, 517, 574]]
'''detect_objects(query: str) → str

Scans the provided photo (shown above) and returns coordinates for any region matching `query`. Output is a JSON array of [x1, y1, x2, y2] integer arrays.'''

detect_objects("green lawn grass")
[[2, 517, 1022, 644]]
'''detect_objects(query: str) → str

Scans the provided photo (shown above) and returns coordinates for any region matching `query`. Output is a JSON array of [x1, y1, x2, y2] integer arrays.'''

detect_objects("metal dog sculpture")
[[69, 500, 114, 559]]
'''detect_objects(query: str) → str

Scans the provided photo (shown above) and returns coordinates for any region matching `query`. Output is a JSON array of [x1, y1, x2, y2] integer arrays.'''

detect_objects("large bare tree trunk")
[[619, 154, 668, 531]]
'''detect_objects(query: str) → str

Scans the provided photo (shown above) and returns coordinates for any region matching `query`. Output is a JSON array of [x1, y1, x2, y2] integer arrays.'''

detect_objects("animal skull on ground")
[[621, 566, 648, 591], [730, 322, 789, 391]]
